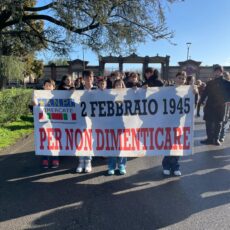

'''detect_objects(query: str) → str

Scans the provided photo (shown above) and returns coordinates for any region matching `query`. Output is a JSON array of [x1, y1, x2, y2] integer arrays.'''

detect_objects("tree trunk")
[[0, 75, 6, 90]]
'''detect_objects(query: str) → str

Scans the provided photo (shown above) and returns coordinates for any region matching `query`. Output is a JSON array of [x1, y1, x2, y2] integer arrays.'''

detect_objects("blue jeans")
[[108, 157, 127, 170], [162, 156, 180, 171]]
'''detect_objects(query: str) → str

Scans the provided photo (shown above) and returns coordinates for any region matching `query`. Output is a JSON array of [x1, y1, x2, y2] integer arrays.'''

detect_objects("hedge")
[[0, 89, 33, 125]]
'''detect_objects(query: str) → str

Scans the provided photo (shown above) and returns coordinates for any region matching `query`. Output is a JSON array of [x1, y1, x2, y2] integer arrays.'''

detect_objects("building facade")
[[43, 55, 230, 82], [43, 59, 100, 82]]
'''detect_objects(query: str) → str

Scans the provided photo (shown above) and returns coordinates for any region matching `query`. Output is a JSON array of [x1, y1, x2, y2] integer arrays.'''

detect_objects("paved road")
[[0, 117, 229, 230]]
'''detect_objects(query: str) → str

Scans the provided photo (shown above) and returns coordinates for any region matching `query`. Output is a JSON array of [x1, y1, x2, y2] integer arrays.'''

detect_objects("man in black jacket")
[[199, 64, 230, 145]]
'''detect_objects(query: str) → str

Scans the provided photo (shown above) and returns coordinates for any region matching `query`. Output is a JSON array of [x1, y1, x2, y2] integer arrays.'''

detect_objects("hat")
[[213, 64, 224, 72]]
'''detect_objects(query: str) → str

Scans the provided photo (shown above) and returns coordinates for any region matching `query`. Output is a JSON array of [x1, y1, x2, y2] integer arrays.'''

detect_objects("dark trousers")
[[162, 156, 180, 171], [220, 120, 228, 140], [205, 120, 222, 141], [196, 103, 201, 116], [42, 156, 59, 161]]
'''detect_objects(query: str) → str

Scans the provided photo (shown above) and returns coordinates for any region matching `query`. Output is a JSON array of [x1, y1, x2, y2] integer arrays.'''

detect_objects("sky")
[[37, 0, 230, 69]]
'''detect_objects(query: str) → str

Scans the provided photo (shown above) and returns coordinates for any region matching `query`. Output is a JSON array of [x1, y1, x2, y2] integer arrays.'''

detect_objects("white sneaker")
[[76, 159, 84, 173], [85, 160, 92, 173], [163, 169, 170, 176], [174, 170, 182, 176]]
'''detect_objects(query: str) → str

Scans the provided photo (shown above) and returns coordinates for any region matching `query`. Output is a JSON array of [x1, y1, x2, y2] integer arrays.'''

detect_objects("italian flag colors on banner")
[[39, 112, 76, 121]]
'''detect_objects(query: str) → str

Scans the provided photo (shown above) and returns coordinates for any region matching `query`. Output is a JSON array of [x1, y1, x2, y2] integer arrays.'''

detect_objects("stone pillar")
[[142, 56, 149, 80], [161, 63, 165, 80], [165, 56, 170, 80], [118, 55, 123, 72], [99, 60, 105, 75], [119, 61, 123, 72], [68, 63, 72, 75], [50, 63, 57, 80]]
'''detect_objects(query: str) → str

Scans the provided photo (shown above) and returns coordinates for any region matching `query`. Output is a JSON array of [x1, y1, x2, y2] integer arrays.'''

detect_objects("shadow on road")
[[0, 141, 229, 229]]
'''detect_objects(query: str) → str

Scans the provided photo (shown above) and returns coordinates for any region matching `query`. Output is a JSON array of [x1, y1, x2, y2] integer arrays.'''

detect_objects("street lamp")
[[186, 42, 192, 60]]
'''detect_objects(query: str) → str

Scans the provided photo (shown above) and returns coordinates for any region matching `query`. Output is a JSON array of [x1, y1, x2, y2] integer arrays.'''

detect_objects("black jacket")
[[58, 85, 74, 90], [199, 76, 230, 121], [125, 81, 142, 88], [142, 75, 164, 87]]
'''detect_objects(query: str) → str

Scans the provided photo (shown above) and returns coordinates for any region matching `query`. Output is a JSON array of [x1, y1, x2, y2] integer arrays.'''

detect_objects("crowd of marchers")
[[34, 64, 230, 177]]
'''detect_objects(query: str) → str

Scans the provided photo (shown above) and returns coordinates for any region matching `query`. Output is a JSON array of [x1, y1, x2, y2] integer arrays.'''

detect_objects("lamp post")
[[186, 42, 192, 60]]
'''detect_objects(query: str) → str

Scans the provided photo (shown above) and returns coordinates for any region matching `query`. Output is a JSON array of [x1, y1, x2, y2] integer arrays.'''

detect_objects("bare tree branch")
[[1, 14, 100, 34], [24, 3, 55, 12]]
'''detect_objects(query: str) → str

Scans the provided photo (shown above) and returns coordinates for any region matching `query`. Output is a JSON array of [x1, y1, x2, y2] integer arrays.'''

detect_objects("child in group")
[[107, 79, 127, 175], [37, 79, 60, 169], [186, 75, 199, 108], [107, 71, 121, 89], [76, 70, 97, 173], [125, 72, 142, 88], [162, 71, 188, 176], [97, 77, 107, 91], [142, 67, 164, 87], [96, 77, 108, 159], [58, 75, 74, 90], [74, 77, 84, 89], [196, 80, 206, 117]]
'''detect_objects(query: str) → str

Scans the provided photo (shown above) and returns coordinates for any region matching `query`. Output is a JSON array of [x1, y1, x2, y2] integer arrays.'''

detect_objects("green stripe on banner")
[[63, 113, 68, 120], [47, 113, 51, 119]]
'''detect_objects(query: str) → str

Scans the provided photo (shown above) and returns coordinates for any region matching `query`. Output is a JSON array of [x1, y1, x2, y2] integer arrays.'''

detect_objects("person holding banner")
[[107, 79, 127, 175], [37, 79, 60, 169], [162, 71, 188, 176], [76, 70, 97, 173]]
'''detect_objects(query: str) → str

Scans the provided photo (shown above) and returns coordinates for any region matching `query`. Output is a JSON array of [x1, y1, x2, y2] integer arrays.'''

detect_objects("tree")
[[0, 54, 43, 87], [0, 0, 44, 89], [23, 54, 44, 80], [0, 55, 25, 87], [0, 0, 179, 55], [0, 0, 181, 89], [31, 59, 43, 79], [0, 0, 44, 56]]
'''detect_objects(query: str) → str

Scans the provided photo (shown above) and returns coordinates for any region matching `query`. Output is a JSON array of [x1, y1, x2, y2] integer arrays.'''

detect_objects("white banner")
[[33, 86, 194, 157]]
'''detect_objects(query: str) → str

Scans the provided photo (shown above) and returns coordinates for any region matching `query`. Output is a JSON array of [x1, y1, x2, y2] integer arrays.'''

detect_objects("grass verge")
[[0, 115, 34, 150]]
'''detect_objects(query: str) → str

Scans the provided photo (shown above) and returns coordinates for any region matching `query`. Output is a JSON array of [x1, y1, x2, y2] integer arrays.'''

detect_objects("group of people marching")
[[36, 64, 230, 177]]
